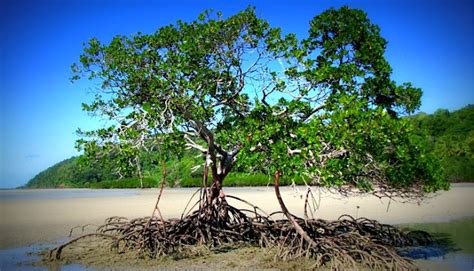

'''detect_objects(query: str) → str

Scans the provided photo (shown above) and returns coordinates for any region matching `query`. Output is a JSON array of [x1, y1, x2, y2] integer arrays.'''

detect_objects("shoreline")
[[1, 183, 474, 249]]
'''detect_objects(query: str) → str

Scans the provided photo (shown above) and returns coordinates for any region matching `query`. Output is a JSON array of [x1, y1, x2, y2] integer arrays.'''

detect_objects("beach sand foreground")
[[1, 183, 473, 249]]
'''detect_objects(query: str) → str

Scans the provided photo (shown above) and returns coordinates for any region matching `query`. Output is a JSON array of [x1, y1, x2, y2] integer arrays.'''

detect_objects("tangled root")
[[49, 179, 435, 270]]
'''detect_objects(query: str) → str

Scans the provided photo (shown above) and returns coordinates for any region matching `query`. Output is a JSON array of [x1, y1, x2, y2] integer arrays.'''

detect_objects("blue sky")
[[0, 0, 473, 188]]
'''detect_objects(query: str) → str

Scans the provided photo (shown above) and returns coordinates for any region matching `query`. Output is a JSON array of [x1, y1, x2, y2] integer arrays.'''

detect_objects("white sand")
[[1, 183, 473, 249]]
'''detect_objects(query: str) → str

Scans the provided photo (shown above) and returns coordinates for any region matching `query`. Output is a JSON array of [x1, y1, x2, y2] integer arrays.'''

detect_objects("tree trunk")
[[208, 170, 228, 223], [209, 173, 223, 201]]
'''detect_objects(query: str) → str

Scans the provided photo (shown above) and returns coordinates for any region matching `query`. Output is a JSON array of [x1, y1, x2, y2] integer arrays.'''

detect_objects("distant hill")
[[410, 104, 474, 182], [24, 156, 114, 188], [25, 105, 474, 188]]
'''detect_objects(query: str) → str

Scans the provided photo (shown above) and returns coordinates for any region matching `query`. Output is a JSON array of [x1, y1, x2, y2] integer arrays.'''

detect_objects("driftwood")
[[48, 172, 437, 270]]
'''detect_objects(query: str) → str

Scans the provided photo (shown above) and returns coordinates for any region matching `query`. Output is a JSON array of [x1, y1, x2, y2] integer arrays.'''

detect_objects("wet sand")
[[1, 183, 473, 249]]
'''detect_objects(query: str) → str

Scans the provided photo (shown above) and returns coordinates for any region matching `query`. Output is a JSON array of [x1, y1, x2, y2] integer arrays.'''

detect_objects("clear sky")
[[0, 0, 473, 188]]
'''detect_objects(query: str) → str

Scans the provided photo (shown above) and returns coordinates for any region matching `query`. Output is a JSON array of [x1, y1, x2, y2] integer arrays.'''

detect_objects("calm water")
[[402, 217, 474, 254], [402, 217, 474, 270]]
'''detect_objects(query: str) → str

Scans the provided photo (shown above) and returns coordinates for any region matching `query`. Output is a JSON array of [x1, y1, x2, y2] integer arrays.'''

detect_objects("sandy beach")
[[1, 183, 473, 249]]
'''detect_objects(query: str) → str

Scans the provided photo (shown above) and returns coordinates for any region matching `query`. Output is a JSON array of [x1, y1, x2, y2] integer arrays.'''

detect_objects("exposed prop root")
[[48, 178, 438, 270], [272, 170, 416, 270]]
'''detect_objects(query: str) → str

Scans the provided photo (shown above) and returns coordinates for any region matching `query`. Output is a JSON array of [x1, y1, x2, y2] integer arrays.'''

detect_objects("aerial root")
[[48, 172, 434, 270], [48, 191, 432, 270]]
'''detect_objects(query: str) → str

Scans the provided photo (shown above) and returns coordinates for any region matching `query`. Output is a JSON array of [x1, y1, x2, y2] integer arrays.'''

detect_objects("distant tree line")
[[24, 150, 281, 188], [409, 104, 473, 182]]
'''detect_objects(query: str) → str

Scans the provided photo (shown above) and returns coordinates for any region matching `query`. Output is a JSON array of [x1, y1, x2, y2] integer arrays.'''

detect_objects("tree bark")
[[190, 119, 240, 202], [210, 169, 223, 200], [274, 170, 317, 247]]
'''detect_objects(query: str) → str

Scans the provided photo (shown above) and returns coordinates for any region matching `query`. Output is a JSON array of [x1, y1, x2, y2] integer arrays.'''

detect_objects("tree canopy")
[[73, 6, 448, 198]]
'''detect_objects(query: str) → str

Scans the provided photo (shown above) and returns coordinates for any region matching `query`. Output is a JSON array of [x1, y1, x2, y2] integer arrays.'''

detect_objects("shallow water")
[[0, 243, 94, 271], [402, 217, 474, 270], [402, 217, 474, 253]]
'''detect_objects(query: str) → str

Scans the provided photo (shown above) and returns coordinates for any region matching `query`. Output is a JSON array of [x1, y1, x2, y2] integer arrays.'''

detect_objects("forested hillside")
[[24, 157, 115, 188], [410, 105, 473, 182], [25, 105, 473, 188]]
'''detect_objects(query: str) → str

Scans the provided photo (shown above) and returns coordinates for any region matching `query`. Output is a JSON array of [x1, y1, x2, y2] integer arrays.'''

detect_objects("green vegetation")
[[410, 104, 474, 182], [67, 6, 448, 198], [25, 105, 473, 188], [24, 157, 113, 188], [25, 153, 303, 188], [35, 7, 457, 271], [25, 6, 460, 192]]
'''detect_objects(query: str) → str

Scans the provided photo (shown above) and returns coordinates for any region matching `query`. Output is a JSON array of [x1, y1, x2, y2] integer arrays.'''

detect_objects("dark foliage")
[[409, 105, 474, 182]]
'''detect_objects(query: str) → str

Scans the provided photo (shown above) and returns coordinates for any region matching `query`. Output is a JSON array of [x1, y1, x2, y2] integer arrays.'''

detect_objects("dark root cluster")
[[48, 179, 436, 270]]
